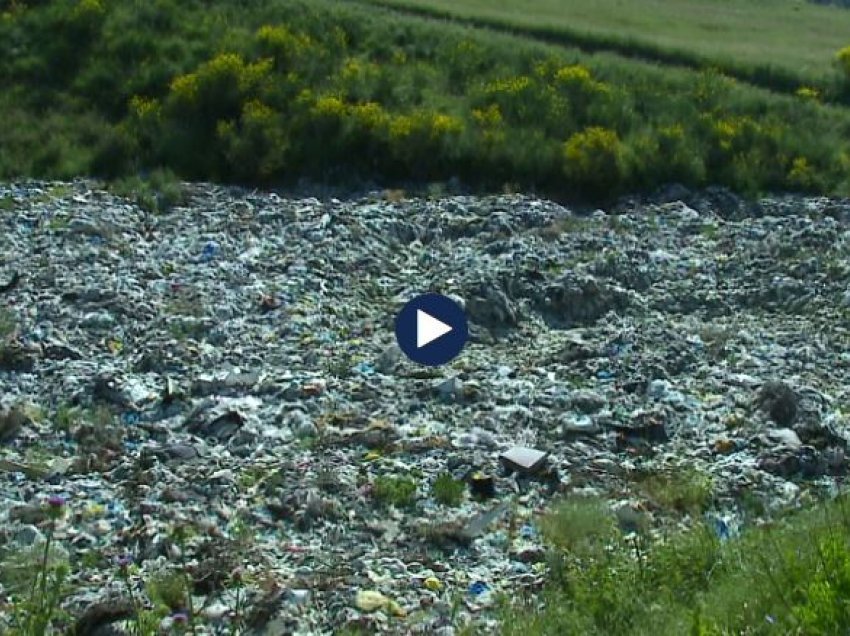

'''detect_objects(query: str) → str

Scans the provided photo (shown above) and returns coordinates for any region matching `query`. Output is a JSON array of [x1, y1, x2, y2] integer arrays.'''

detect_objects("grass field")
[[359, 0, 850, 93]]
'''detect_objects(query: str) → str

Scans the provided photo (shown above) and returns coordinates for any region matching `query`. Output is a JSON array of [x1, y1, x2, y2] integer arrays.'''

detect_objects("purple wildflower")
[[115, 554, 133, 569], [47, 495, 66, 508], [171, 612, 189, 624], [45, 495, 67, 519]]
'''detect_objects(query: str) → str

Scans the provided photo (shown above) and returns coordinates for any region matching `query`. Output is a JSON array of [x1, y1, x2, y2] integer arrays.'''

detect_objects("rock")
[[148, 442, 197, 463], [71, 599, 135, 636], [653, 183, 691, 204], [766, 428, 802, 450], [647, 379, 670, 400], [374, 344, 403, 374], [794, 418, 847, 450], [355, 590, 406, 617]]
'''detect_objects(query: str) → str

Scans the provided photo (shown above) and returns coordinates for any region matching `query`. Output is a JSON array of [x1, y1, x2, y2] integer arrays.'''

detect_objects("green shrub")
[[836, 45, 850, 81], [792, 533, 850, 632], [638, 466, 715, 514], [1, 0, 850, 201], [110, 167, 187, 214], [372, 475, 418, 509], [563, 126, 626, 198], [431, 473, 464, 507]]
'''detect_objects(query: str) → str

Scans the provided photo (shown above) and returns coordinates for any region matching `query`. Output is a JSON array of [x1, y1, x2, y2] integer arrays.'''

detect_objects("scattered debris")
[[0, 182, 849, 633]]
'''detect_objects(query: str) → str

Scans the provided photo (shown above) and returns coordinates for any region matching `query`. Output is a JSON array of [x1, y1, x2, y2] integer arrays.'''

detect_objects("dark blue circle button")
[[394, 293, 469, 367]]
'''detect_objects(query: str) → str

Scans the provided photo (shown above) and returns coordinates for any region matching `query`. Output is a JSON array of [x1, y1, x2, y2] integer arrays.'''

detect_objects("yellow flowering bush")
[[129, 96, 161, 122], [349, 101, 389, 132], [123, 96, 162, 159], [472, 104, 503, 128], [73, 0, 104, 16], [707, 115, 762, 153], [563, 126, 625, 195], [217, 99, 287, 180], [241, 99, 276, 124], [169, 73, 200, 106], [484, 75, 533, 96], [787, 156, 818, 191], [387, 111, 462, 143], [478, 75, 556, 126], [442, 39, 486, 90], [384, 109, 465, 176], [167, 53, 272, 117], [336, 56, 384, 101], [836, 46, 850, 79], [431, 113, 463, 137], [553, 64, 608, 95], [1, 0, 26, 22], [795, 86, 821, 101], [632, 123, 705, 186], [471, 104, 506, 146], [256, 24, 315, 68], [311, 94, 346, 119]]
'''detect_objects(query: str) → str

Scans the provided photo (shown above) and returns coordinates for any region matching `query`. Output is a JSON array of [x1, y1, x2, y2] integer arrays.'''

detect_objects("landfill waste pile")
[[1, 180, 850, 634]]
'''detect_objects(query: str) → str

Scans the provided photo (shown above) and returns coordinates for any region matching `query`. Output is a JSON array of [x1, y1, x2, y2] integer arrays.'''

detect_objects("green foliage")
[[539, 496, 617, 555], [366, 0, 850, 100], [502, 492, 850, 636], [563, 126, 625, 198], [372, 475, 418, 508], [431, 472, 465, 507], [791, 532, 850, 632], [638, 466, 715, 514], [1, 505, 70, 635], [145, 569, 189, 612], [1, 0, 850, 201], [109, 167, 187, 214], [837, 46, 850, 82]]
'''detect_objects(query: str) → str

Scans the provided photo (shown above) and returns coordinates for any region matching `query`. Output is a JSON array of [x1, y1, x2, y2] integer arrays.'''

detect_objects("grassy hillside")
[[359, 0, 850, 97], [1, 0, 850, 203], [501, 493, 850, 635]]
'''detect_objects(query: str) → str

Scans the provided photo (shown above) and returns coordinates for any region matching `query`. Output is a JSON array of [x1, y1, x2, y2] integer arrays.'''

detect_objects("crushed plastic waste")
[[0, 182, 849, 633]]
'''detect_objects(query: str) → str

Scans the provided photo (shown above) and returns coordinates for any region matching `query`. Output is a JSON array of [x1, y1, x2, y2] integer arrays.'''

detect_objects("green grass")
[[1, 0, 850, 203], [501, 493, 850, 635], [431, 472, 465, 506], [361, 0, 850, 96], [372, 475, 418, 508]]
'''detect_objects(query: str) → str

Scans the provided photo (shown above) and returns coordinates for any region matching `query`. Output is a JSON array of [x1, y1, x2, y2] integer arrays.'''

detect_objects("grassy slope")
[[359, 0, 850, 91], [500, 493, 850, 635], [1, 0, 850, 202]]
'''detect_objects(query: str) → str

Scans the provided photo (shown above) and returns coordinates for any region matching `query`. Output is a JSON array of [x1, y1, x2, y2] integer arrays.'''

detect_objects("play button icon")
[[417, 309, 453, 348], [395, 293, 468, 366]]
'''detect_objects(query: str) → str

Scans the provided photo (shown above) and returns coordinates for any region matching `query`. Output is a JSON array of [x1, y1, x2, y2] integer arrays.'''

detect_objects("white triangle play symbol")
[[417, 309, 453, 348]]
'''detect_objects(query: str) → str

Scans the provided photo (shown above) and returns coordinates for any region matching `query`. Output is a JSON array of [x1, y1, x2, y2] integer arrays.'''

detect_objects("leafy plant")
[[431, 473, 464, 507], [372, 475, 418, 509], [2, 497, 71, 635]]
